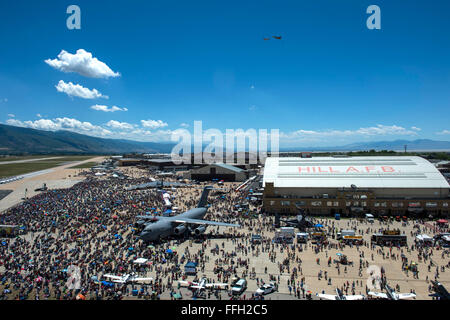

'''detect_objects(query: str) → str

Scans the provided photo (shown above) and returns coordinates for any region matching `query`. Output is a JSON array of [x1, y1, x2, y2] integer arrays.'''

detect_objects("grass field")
[[68, 162, 99, 169], [0, 155, 99, 162], [0, 156, 97, 178], [0, 155, 59, 162]]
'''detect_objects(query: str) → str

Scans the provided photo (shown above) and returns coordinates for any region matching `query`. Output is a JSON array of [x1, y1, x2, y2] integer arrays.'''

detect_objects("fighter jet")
[[429, 280, 450, 300], [102, 273, 153, 284], [368, 283, 416, 300], [318, 288, 365, 300], [137, 186, 240, 242], [34, 183, 48, 192], [274, 211, 314, 230], [272, 36, 282, 39]]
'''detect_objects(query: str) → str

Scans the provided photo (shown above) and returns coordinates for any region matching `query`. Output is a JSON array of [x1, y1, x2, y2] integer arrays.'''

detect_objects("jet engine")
[[174, 225, 187, 234], [194, 225, 206, 235], [134, 220, 146, 227]]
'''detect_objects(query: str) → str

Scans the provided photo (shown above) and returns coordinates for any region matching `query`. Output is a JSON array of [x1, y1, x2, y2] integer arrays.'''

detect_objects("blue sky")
[[0, 0, 449, 147]]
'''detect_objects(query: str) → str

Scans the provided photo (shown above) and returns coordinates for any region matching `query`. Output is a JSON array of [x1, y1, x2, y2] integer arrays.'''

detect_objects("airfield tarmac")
[[0, 165, 448, 300], [125, 218, 450, 300], [115, 174, 450, 300], [0, 156, 104, 213]]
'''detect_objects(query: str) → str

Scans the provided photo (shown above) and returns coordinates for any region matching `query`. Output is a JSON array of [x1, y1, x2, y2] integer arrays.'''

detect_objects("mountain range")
[[282, 139, 450, 152], [1, 123, 449, 155], [0, 124, 174, 154]]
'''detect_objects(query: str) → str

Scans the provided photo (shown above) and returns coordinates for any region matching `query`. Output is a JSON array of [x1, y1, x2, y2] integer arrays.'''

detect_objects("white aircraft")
[[103, 273, 153, 284], [318, 288, 365, 300], [178, 277, 229, 291], [368, 284, 416, 300]]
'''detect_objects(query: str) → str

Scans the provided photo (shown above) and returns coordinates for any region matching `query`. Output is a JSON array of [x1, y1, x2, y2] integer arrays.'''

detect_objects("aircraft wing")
[[345, 295, 365, 300], [136, 215, 163, 221], [190, 285, 205, 289], [111, 279, 127, 283], [318, 294, 338, 300], [173, 218, 240, 228], [368, 291, 388, 299], [398, 293, 416, 300], [205, 283, 229, 290], [131, 277, 153, 283], [103, 275, 124, 281]]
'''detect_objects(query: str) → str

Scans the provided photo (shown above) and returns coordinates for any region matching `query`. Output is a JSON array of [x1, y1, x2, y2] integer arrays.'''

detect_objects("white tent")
[[416, 234, 433, 242], [133, 258, 149, 264]]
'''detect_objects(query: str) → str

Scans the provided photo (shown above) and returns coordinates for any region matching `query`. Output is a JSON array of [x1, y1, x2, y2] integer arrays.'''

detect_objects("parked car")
[[231, 278, 247, 295], [255, 282, 276, 296]]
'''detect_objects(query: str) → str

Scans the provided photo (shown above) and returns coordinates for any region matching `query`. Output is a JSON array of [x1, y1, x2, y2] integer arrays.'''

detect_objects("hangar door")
[[191, 174, 236, 182]]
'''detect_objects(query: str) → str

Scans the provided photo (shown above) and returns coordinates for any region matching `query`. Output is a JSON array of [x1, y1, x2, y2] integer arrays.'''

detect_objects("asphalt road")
[[0, 157, 62, 165]]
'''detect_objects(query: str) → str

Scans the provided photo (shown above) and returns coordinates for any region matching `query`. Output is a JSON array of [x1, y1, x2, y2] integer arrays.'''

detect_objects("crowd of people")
[[0, 167, 449, 300]]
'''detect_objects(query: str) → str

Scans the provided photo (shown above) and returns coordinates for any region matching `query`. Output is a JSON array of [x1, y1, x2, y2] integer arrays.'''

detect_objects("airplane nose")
[[140, 229, 150, 239]]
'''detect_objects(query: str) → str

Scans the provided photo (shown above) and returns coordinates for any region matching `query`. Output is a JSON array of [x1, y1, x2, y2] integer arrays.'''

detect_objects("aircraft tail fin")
[[197, 186, 213, 208], [274, 213, 281, 227]]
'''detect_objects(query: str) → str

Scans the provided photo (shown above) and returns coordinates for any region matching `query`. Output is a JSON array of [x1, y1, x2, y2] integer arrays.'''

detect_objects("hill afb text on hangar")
[[298, 166, 396, 173]]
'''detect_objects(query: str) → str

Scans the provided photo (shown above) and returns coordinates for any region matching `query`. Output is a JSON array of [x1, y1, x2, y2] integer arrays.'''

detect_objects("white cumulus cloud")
[[6, 117, 111, 136], [281, 124, 419, 141], [437, 130, 450, 135], [141, 119, 168, 129], [45, 49, 120, 79], [56, 80, 108, 99], [106, 120, 134, 130], [90, 105, 128, 112]]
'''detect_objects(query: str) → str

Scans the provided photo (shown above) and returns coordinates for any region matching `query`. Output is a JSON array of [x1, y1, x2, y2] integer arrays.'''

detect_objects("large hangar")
[[183, 163, 248, 182], [263, 156, 450, 217]]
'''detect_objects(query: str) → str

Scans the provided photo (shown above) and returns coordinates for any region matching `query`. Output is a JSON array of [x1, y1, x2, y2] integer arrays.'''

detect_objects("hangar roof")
[[263, 156, 450, 189]]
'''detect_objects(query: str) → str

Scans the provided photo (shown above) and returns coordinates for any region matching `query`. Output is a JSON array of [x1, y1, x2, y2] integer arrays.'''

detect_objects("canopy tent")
[[437, 219, 448, 224], [133, 258, 149, 264], [184, 261, 198, 274], [416, 234, 433, 242]]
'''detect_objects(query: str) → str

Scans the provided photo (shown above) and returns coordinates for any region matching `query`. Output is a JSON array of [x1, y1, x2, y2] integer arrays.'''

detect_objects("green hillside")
[[0, 124, 174, 155]]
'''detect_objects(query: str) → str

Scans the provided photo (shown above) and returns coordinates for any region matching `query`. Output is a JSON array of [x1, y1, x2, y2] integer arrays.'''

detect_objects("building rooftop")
[[214, 163, 245, 173], [263, 156, 450, 189]]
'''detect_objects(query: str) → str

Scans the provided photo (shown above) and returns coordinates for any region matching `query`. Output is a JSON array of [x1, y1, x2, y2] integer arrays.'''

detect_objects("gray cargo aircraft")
[[137, 186, 240, 242]]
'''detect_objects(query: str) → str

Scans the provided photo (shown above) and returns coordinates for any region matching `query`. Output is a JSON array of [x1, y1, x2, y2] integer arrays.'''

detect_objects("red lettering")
[[346, 166, 359, 173], [365, 166, 375, 172], [298, 167, 310, 173], [329, 167, 340, 173], [318, 167, 328, 173], [382, 166, 395, 172]]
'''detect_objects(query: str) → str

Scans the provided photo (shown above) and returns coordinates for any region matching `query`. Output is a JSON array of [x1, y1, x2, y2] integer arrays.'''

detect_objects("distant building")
[[183, 163, 248, 182], [116, 157, 189, 171], [263, 156, 450, 217], [116, 158, 143, 166]]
